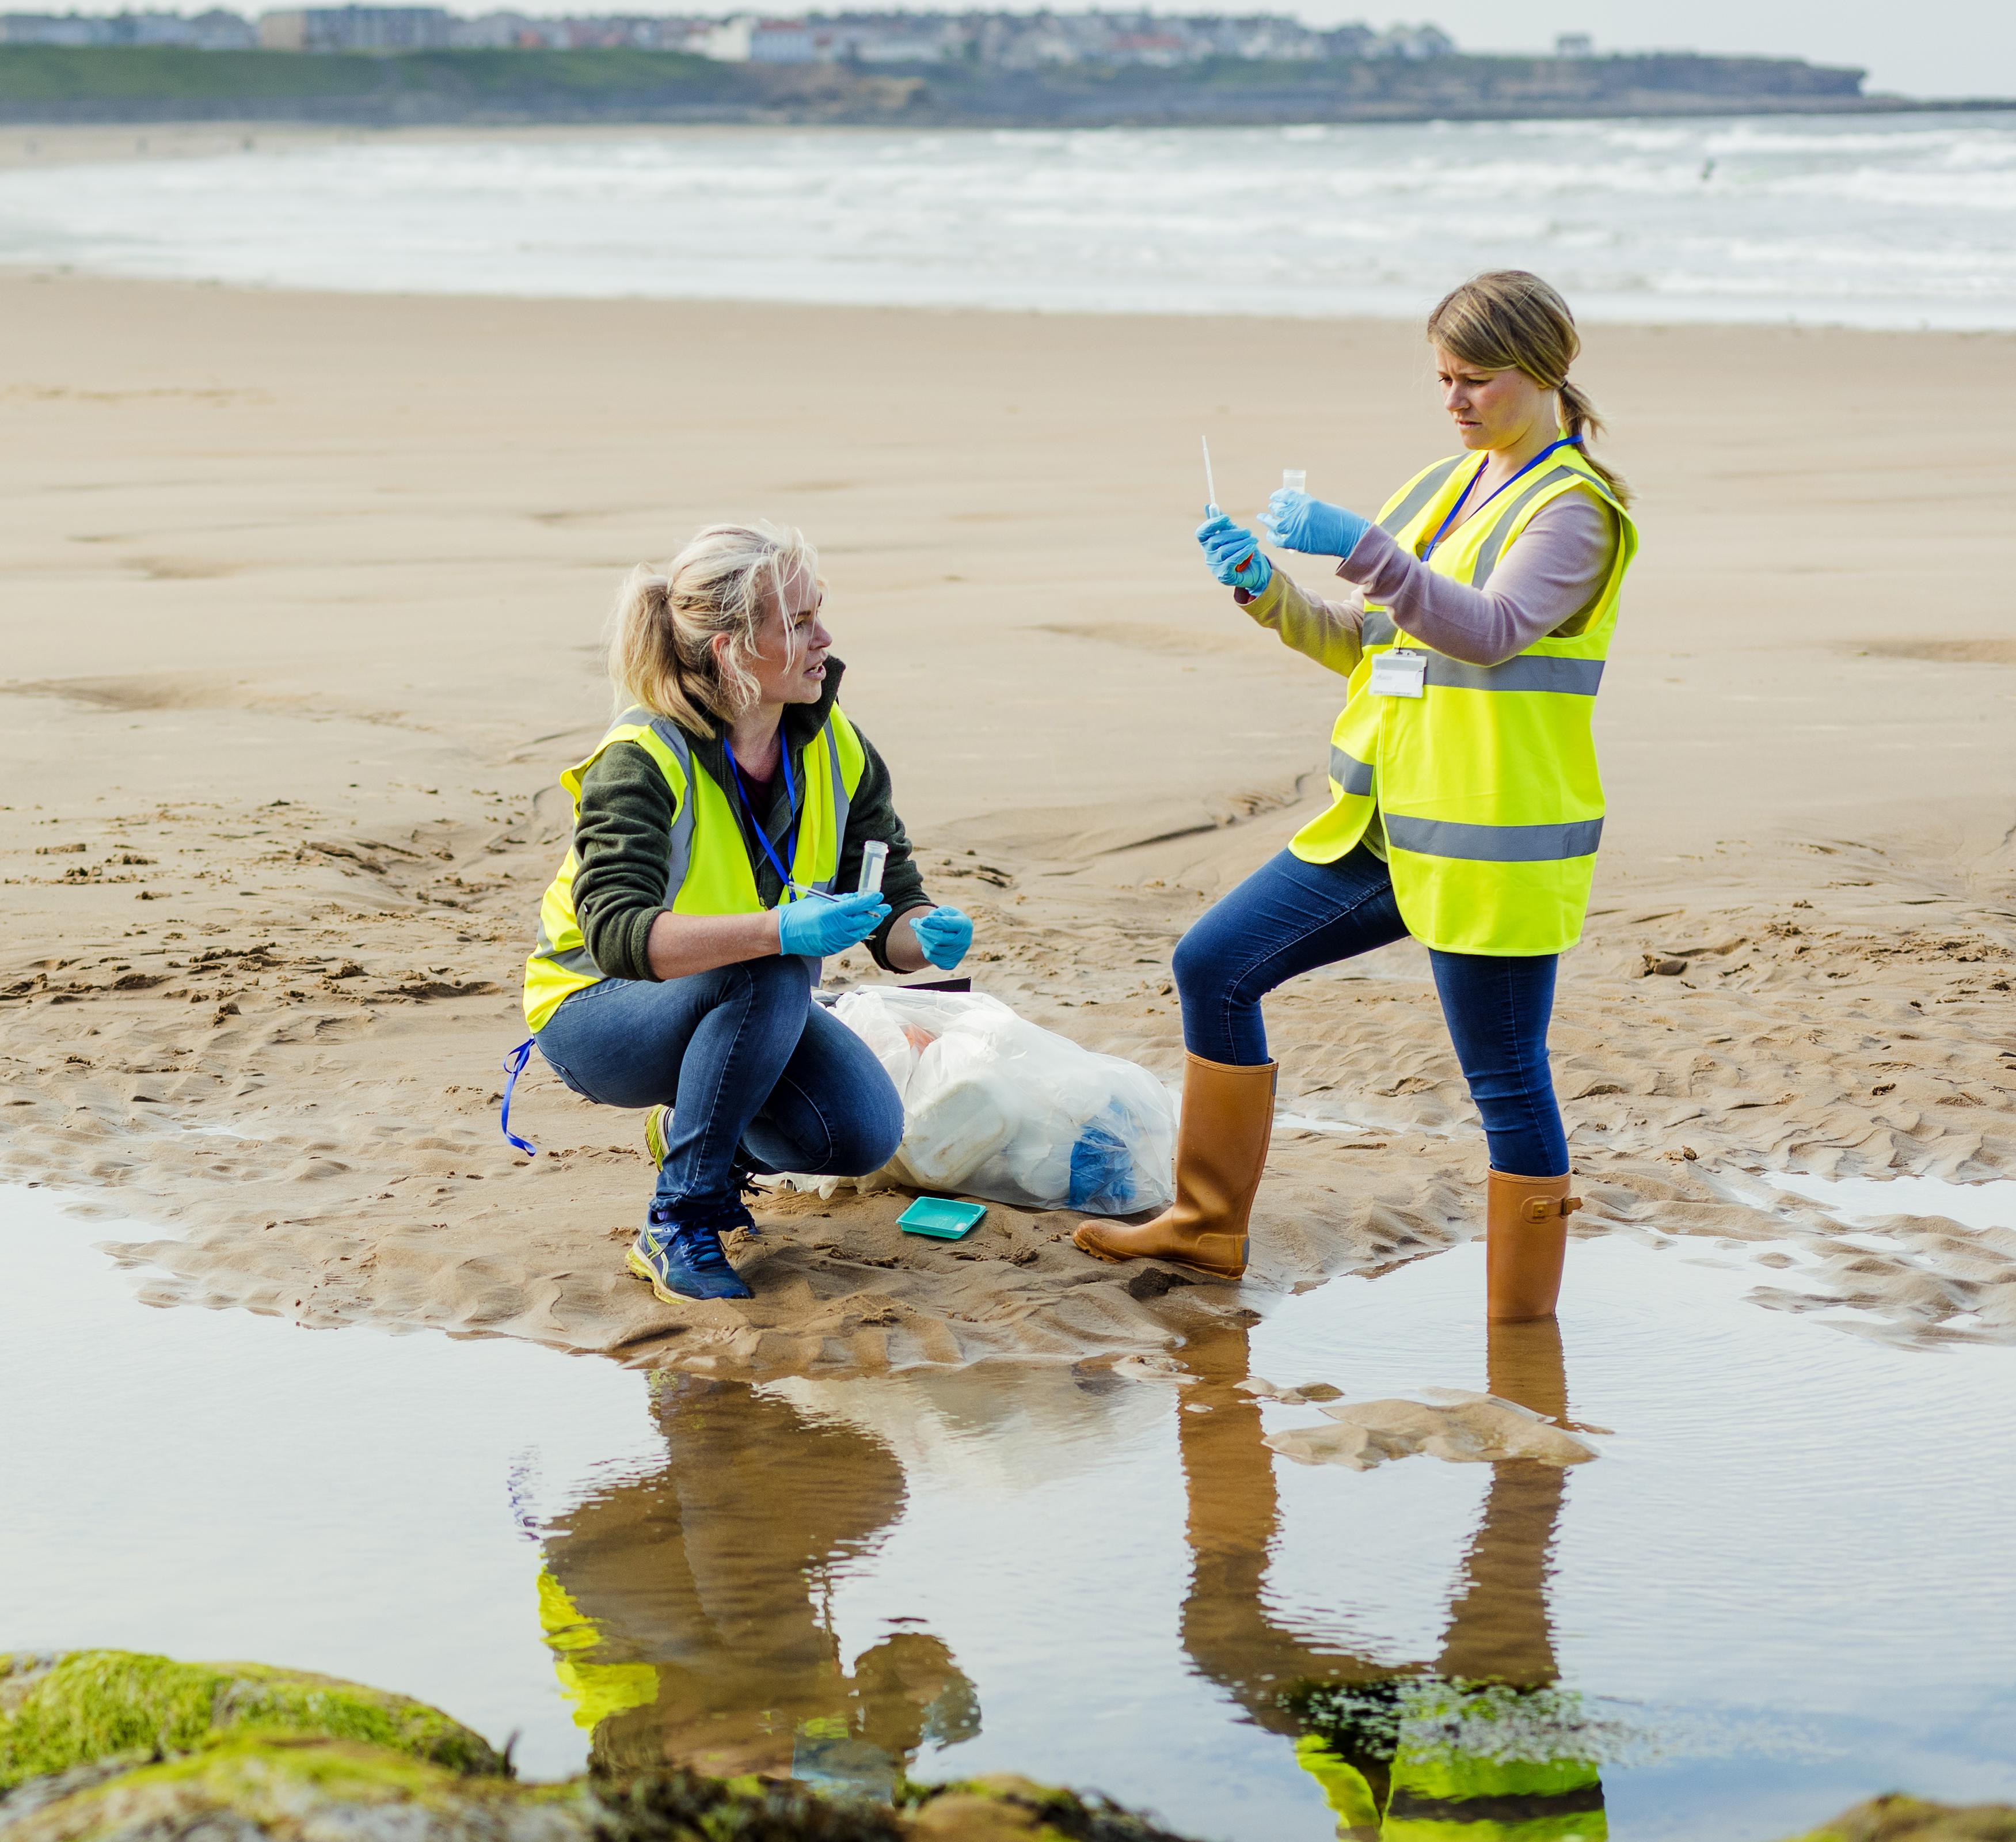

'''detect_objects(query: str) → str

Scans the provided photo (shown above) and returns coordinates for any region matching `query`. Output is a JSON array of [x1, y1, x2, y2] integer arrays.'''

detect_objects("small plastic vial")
[[857, 840, 888, 895], [1281, 468, 1307, 496]]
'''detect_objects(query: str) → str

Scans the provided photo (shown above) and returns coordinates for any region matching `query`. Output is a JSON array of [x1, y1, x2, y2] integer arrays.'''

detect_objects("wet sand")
[[1, 271, 2012, 1374]]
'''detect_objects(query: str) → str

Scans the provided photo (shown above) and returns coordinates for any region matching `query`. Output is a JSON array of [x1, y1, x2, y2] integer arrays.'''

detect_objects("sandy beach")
[[2, 267, 2012, 1376]]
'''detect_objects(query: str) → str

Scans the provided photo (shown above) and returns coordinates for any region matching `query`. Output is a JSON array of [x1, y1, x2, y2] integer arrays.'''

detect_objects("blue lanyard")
[[1419, 435, 1581, 564], [724, 736, 804, 903]]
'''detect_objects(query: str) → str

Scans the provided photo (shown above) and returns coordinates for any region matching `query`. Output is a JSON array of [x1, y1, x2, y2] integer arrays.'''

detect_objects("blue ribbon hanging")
[[500, 1036, 538, 1156], [724, 738, 804, 902], [1419, 434, 1583, 564]]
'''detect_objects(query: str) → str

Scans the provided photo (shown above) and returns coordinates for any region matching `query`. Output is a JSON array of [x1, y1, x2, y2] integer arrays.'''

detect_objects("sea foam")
[[2, 112, 2014, 326]]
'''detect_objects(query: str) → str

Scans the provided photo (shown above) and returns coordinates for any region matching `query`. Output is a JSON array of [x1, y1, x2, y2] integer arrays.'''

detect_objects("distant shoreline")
[[3, 44, 2008, 130], [8, 94, 2013, 129], [6, 93, 2013, 131]]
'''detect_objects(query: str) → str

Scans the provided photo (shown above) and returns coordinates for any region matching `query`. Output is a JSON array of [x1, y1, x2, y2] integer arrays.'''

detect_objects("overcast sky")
[[1329, 1, 2015, 99]]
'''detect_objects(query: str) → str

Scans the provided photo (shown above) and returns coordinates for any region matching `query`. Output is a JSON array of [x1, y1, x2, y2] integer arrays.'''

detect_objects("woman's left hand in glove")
[[1261, 489, 1370, 559], [910, 906, 973, 970]]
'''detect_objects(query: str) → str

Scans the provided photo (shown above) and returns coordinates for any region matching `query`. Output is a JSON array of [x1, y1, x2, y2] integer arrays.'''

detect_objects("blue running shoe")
[[626, 1200, 755, 1303]]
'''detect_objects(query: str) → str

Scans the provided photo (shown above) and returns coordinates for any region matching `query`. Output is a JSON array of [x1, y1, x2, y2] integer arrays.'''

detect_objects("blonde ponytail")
[[1427, 270, 1632, 507], [605, 521, 819, 736]]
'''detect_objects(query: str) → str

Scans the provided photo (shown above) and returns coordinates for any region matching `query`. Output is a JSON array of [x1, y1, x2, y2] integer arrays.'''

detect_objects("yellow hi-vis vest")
[[535, 1566, 659, 1733], [1382, 1732, 1607, 1840], [1291, 445, 1637, 958], [520, 702, 868, 1031]]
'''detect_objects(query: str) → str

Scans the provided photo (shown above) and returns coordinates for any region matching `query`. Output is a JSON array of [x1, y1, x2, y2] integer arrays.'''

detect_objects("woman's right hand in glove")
[[1196, 513, 1273, 595], [777, 888, 889, 958]]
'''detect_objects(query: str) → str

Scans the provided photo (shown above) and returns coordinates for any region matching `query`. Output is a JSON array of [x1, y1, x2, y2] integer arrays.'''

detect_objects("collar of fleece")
[[681, 655, 846, 792]]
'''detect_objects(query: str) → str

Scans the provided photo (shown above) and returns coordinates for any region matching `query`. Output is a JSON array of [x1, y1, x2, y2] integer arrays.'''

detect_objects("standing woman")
[[519, 522, 974, 1303], [1076, 272, 1637, 1320]]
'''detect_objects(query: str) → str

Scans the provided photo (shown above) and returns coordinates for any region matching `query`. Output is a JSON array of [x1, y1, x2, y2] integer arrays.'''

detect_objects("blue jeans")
[[533, 956, 906, 1216], [1172, 846, 1569, 1179]]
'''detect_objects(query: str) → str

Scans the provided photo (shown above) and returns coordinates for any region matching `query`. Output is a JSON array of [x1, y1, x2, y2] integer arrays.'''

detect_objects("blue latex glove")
[[1196, 512, 1273, 595], [1261, 489, 1370, 559], [910, 905, 973, 971], [777, 888, 889, 958]]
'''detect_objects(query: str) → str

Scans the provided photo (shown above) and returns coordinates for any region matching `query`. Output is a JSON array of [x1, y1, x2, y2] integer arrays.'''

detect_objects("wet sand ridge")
[[1, 272, 2012, 1372]]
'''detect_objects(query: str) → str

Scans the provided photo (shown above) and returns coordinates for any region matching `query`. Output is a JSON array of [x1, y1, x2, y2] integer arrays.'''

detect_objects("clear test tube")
[[857, 840, 888, 895], [1267, 469, 1306, 533]]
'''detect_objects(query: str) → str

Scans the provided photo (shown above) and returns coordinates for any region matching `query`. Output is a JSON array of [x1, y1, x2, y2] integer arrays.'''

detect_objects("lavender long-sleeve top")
[[1236, 488, 1618, 675], [1236, 482, 1619, 857]]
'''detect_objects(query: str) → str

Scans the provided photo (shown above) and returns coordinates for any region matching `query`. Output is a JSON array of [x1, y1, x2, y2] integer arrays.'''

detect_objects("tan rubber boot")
[[1072, 1054, 1277, 1280], [1485, 1169, 1584, 1321]]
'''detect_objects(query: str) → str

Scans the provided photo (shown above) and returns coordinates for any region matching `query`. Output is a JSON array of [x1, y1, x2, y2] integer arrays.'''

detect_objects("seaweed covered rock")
[[595, 1771, 1199, 1842], [0, 1736, 576, 1842], [0, 1651, 505, 1789], [588, 1767, 904, 1841], [0, 1750, 1203, 1842], [0, 1653, 1205, 1842], [1782, 1793, 2016, 1841], [903, 1774, 1196, 1841]]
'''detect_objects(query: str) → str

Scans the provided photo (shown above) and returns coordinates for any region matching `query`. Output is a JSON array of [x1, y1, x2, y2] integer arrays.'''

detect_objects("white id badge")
[[1370, 648, 1428, 698]]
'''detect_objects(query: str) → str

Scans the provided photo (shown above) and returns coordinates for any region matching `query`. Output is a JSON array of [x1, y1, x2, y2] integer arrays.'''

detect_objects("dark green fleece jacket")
[[570, 659, 930, 980]]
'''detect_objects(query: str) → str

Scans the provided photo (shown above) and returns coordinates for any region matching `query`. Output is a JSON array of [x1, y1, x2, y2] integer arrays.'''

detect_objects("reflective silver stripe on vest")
[[1425, 654, 1606, 696], [1328, 744, 1374, 796], [1378, 455, 1469, 537], [641, 713, 699, 903], [533, 932, 600, 979], [531, 707, 698, 981], [1384, 814, 1604, 861], [1470, 464, 1580, 588], [814, 715, 850, 894], [531, 887, 602, 977], [1361, 466, 1593, 656], [600, 707, 850, 903]]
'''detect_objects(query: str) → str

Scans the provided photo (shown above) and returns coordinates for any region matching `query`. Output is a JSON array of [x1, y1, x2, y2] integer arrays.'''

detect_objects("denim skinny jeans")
[[533, 954, 905, 1217], [1173, 845, 1569, 1178]]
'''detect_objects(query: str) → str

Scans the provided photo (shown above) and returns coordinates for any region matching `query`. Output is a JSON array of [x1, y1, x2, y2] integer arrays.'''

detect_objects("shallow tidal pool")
[[5, 1179, 2015, 1841]]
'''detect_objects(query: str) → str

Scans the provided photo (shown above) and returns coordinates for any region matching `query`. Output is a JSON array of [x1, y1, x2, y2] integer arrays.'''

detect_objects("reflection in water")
[[534, 1322, 1601, 1836], [1177, 1319, 1605, 1839], [536, 1374, 977, 1799]]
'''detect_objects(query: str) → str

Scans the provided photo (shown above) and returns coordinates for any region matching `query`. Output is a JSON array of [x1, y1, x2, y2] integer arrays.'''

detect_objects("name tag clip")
[[1370, 648, 1428, 699]]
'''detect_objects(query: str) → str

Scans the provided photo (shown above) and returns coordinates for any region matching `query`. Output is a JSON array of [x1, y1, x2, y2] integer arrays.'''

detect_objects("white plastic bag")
[[829, 988, 1175, 1216]]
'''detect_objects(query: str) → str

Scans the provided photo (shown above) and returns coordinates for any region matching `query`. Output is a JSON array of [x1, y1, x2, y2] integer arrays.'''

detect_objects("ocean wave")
[[4, 113, 2016, 328]]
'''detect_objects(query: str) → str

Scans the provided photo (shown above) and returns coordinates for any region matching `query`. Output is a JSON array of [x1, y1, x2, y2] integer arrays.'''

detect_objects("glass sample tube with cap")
[[1262, 469, 1306, 534], [857, 840, 889, 895]]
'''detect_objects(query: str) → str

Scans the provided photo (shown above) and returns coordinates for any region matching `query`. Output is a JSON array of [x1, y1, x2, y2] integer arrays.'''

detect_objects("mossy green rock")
[[902, 1773, 1194, 1841], [0, 1653, 1204, 1842], [1782, 1794, 2016, 1841], [0, 1749, 1197, 1842], [0, 1737, 576, 1842], [0, 1653, 505, 1791]]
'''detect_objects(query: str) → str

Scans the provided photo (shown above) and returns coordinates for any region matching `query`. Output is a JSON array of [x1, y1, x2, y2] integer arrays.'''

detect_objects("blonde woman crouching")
[[519, 523, 972, 1302]]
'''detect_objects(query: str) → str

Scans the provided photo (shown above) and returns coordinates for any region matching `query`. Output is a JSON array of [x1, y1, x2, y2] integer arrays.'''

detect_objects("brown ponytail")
[[1427, 270, 1632, 508]]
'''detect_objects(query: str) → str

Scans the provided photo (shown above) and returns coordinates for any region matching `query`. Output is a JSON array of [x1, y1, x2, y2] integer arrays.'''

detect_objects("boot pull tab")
[[1521, 1192, 1583, 1224]]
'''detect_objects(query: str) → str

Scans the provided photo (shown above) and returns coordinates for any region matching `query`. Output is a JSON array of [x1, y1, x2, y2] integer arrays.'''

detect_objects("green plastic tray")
[[898, 1197, 987, 1240]]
